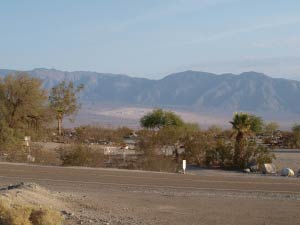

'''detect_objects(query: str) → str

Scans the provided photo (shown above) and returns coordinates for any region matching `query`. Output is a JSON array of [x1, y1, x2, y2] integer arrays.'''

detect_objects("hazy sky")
[[0, 0, 300, 79]]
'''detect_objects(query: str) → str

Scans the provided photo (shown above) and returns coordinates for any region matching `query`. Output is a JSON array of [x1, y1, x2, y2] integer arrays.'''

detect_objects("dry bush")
[[59, 144, 105, 167], [105, 156, 140, 170], [32, 150, 61, 166], [30, 144, 61, 166], [183, 131, 216, 166], [75, 125, 132, 144], [135, 128, 186, 172], [30, 208, 64, 225], [3, 143, 61, 166], [0, 200, 63, 225], [140, 156, 179, 172], [0, 200, 32, 225], [5, 146, 29, 163]]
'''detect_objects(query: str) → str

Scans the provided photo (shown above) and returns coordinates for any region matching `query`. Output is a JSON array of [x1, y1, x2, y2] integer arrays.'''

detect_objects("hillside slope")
[[1, 68, 300, 113]]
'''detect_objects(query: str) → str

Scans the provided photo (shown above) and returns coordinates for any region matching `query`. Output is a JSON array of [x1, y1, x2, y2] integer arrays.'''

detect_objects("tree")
[[249, 115, 264, 134], [140, 108, 184, 129], [49, 80, 83, 135], [291, 124, 300, 148], [207, 125, 223, 135], [264, 122, 279, 135], [230, 112, 272, 169], [184, 131, 216, 166], [230, 113, 252, 168], [0, 73, 51, 154], [0, 73, 49, 132], [0, 120, 19, 151]]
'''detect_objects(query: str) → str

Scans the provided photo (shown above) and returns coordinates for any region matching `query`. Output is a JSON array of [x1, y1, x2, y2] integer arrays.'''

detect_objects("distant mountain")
[[1, 68, 300, 113]]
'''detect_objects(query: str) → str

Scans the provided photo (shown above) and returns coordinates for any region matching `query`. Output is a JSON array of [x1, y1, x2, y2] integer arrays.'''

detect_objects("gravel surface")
[[0, 163, 300, 225]]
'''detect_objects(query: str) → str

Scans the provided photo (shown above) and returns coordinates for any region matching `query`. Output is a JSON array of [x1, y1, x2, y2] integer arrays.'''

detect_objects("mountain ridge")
[[1, 68, 300, 113]]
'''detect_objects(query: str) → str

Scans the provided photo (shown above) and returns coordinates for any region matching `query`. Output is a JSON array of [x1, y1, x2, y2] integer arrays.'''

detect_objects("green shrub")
[[245, 142, 276, 169], [204, 140, 234, 168]]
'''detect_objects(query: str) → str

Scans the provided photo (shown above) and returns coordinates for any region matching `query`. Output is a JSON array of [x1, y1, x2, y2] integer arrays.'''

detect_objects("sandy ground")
[[0, 163, 300, 225]]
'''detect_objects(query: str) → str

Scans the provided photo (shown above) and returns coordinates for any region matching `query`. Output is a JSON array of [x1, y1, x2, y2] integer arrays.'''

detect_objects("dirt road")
[[0, 162, 299, 225]]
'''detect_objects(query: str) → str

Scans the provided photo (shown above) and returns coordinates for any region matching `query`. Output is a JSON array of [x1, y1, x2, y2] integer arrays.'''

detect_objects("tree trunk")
[[234, 132, 244, 168], [174, 148, 179, 163], [57, 117, 62, 136]]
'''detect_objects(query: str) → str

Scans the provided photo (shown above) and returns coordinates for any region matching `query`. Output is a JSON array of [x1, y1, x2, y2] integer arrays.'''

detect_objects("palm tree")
[[230, 112, 252, 168]]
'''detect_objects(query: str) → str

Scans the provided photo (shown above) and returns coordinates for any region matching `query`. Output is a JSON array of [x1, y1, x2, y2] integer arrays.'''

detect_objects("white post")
[[182, 160, 186, 174], [123, 146, 128, 161]]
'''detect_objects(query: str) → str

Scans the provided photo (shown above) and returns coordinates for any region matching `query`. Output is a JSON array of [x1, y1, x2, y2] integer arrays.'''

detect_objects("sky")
[[0, 0, 300, 79]]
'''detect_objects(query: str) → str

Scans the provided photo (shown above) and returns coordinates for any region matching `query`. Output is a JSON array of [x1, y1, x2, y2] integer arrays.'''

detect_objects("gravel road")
[[0, 162, 299, 225]]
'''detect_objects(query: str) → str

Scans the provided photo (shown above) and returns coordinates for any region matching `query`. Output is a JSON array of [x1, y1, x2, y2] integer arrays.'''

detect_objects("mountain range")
[[1, 68, 300, 114]]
